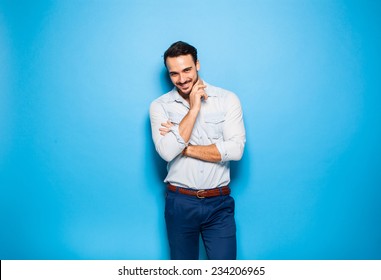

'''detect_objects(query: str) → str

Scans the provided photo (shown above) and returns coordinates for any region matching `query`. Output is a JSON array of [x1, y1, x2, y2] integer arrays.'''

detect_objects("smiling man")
[[150, 41, 246, 260]]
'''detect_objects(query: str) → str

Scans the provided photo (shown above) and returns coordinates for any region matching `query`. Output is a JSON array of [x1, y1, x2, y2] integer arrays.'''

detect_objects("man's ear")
[[196, 60, 200, 71]]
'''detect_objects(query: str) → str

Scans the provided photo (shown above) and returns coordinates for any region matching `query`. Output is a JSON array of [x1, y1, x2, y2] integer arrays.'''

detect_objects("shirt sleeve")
[[215, 92, 246, 162], [149, 101, 187, 162]]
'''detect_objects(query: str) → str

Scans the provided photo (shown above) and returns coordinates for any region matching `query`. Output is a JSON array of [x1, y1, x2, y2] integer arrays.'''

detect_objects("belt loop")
[[218, 187, 223, 195]]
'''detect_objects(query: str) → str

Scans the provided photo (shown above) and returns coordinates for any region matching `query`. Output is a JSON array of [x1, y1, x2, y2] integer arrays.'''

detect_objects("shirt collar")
[[203, 81, 217, 97]]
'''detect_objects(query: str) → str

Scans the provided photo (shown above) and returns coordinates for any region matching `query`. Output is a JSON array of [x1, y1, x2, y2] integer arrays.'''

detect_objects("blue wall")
[[1, 0, 380, 260]]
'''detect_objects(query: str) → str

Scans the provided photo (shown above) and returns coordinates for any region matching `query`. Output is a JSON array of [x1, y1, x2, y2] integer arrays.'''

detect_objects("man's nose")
[[179, 73, 186, 83]]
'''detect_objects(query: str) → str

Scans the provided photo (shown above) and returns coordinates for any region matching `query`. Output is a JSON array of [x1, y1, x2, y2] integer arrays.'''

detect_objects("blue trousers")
[[165, 189, 236, 260]]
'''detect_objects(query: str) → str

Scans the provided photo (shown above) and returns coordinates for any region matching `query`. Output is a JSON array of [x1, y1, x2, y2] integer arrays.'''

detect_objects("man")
[[150, 41, 246, 260]]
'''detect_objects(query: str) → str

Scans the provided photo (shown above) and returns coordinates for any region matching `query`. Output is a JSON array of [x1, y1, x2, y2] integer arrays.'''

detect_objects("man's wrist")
[[189, 106, 201, 116], [182, 145, 192, 157]]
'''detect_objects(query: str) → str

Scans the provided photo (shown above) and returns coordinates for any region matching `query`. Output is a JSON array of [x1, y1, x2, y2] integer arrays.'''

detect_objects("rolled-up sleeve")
[[215, 93, 246, 162], [149, 101, 187, 162]]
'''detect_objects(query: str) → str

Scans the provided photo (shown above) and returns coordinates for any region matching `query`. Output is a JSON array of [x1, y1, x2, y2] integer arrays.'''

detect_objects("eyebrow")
[[169, 66, 193, 75]]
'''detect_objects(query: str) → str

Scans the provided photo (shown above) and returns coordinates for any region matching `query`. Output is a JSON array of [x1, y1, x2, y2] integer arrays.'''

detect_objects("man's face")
[[166, 54, 200, 97]]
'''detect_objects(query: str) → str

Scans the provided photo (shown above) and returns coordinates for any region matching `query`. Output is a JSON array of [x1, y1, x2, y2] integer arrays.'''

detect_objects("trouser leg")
[[201, 195, 237, 260], [165, 191, 200, 260]]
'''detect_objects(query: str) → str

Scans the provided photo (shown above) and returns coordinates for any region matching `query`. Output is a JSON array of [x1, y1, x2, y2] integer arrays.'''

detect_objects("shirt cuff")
[[170, 125, 187, 146], [215, 141, 228, 162]]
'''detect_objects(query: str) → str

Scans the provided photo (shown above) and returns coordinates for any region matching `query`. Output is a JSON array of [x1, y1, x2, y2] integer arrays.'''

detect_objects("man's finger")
[[161, 121, 171, 127]]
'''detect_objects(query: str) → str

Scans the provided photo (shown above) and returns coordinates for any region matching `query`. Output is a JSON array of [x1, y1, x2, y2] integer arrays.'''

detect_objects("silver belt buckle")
[[196, 190, 206, 199]]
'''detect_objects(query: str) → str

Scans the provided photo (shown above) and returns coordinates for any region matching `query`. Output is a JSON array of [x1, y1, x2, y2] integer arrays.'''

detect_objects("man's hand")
[[189, 79, 207, 113], [159, 120, 174, 136]]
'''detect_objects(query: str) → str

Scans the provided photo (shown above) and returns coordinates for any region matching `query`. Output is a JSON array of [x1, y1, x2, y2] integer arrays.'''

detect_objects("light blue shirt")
[[150, 81, 246, 190]]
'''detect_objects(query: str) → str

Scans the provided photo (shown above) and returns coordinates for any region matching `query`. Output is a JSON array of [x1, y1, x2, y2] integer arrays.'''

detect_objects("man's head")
[[164, 41, 200, 97]]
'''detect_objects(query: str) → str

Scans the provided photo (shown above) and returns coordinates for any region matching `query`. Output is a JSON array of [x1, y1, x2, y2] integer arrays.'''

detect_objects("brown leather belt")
[[167, 184, 230, 199]]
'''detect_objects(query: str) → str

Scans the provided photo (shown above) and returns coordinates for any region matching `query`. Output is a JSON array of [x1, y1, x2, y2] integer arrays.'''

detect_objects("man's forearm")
[[178, 109, 198, 143], [183, 144, 222, 163], [178, 80, 207, 143]]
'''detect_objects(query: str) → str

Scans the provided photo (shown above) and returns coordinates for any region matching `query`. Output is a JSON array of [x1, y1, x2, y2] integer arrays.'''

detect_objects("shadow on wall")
[[146, 116, 168, 186], [159, 67, 173, 94], [146, 66, 173, 186], [149, 67, 172, 182]]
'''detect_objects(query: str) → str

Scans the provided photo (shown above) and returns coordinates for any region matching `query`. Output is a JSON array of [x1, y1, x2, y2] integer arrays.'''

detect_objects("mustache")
[[177, 76, 199, 86], [177, 80, 192, 86]]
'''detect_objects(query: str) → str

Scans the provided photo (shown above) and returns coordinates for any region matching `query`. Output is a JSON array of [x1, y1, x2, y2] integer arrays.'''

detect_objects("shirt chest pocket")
[[204, 112, 225, 140]]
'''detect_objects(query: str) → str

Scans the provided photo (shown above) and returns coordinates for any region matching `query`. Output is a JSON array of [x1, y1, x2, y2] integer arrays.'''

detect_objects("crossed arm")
[[160, 120, 222, 162]]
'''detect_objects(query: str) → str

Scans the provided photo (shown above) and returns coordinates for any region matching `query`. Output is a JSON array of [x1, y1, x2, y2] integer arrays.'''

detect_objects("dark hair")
[[163, 41, 198, 67]]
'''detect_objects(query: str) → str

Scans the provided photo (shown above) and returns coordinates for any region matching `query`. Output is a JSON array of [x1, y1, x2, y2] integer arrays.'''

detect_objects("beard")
[[176, 75, 199, 96]]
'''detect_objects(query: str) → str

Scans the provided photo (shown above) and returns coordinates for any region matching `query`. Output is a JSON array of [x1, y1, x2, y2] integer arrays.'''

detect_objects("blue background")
[[1, 0, 380, 260]]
